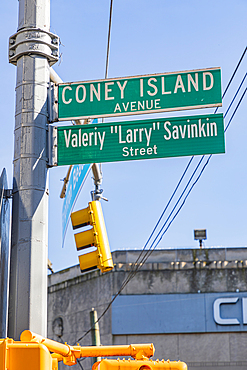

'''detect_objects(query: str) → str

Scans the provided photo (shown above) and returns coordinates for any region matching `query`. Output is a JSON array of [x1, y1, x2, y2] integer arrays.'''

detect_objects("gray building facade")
[[48, 248, 247, 370]]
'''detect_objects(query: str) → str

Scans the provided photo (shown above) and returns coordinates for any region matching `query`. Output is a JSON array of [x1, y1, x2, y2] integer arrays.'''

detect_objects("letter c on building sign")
[[213, 297, 240, 325]]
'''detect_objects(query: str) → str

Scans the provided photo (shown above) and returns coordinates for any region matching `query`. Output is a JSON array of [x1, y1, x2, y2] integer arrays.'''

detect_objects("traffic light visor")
[[78, 250, 98, 272]]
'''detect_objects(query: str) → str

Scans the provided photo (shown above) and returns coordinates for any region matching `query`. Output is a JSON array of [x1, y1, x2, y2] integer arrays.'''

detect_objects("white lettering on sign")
[[108, 122, 161, 158], [118, 126, 152, 146], [116, 80, 128, 99], [63, 129, 105, 150], [243, 297, 247, 324], [163, 118, 217, 141], [147, 78, 158, 96], [174, 75, 186, 93], [140, 73, 211, 97], [114, 99, 161, 113], [203, 72, 214, 90], [105, 82, 114, 100], [140, 79, 144, 97], [76, 85, 86, 103], [161, 77, 171, 95], [188, 73, 199, 92], [111, 121, 160, 149], [90, 83, 101, 102], [60, 72, 215, 107], [164, 118, 217, 140], [62, 86, 72, 104], [213, 297, 247, 325], [122, 145, 157, 157]]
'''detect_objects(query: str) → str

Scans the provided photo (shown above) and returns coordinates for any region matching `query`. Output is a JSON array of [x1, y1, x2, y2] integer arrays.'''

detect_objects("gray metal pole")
[[90, 308, 101, 364], [8, 0, 58, 340]]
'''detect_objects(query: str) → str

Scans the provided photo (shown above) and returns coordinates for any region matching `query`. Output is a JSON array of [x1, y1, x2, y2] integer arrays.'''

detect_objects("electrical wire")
[[224, 73, 247, 118], [115, 155, 206, 293], [79, 90, 246, 344], [76, 74, 247, 344], [74, 158, 196, 344], [105, 0, 113, 79], [136, 47, 247, 266], [74, 92, 246, 345], [222, 46, 247, 100], [124, 75, 247, 275], [116, 83, 247, 283], [94, 69, 247, 294], [74, 43, 247, 343], [114, 156, 194, 275], [137, 77, 247, 260], [224, 87, 247, 132], [77, 359, 84, 370], [75, 72, 247, 344], [133, 49, 247, 261], [142, 86, 247, 260], [107, 64, 247, 296], [214, 46, 247, 114]]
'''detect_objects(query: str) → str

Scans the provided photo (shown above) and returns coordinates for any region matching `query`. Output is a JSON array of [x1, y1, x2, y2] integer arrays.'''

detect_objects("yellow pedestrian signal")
[[71, 200, 114, 273], [92, 359, 187, 370], [0, 338, 54, 370]]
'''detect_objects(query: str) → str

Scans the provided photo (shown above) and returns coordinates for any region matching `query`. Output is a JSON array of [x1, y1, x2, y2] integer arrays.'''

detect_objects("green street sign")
[[54, 113, 225, 166], [56, 68, 222, 121]]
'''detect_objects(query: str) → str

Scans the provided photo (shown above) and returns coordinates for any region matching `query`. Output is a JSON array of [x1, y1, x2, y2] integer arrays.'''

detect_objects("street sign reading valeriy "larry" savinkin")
[[54, 113, 225, 166], [56, 68, 222, 121]]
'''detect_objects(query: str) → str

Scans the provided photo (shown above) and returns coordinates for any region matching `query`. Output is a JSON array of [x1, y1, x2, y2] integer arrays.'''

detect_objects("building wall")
[[47, 248, 247, 370]]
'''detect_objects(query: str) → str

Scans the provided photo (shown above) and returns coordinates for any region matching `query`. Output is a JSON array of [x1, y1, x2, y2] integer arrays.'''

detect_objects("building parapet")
[[48, 248, 247, 294]]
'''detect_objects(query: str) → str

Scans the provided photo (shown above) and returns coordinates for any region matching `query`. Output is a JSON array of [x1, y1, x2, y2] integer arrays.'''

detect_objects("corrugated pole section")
[[8, 0, 59, 339], [90, 308, 101, 364]]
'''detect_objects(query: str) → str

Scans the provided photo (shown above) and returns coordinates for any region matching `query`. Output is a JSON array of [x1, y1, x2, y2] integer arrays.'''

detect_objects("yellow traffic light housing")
[[0, 338, 54, 370], [92, 359, 187, 370], [71, 200, 114, 273]]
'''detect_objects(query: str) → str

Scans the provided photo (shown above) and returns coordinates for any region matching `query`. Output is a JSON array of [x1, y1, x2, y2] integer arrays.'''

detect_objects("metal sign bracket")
[[9, 28, 59, 66], [48, 82, 58, 123], [47, 125, 58, 167]]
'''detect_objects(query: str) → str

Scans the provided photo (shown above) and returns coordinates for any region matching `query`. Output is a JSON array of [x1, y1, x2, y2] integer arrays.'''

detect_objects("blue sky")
[[1, 1, 247, 272]]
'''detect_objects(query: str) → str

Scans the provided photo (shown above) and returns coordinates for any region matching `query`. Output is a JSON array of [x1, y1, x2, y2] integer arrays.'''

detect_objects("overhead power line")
[[110, 47, 247, 300], [75, 84, 246, 345], [104, 78, 247, 307], [119, 71, 247, 290], [74, 44, 247, 344], [105, 0, 113, 79], [221, 46, 247, 100]]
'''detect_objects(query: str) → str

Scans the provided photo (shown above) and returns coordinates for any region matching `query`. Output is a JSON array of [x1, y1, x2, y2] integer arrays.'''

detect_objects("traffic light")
[[92, 359, 187, 370], [0, 338, 55, 370], [71, 200, 114, 273]]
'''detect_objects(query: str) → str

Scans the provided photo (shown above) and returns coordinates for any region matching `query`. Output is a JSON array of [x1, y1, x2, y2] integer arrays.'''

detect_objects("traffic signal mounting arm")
[[19, 330, 155, 364]]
